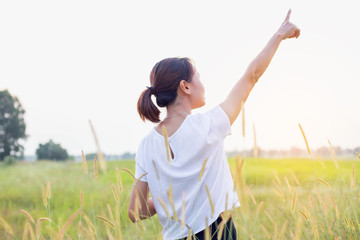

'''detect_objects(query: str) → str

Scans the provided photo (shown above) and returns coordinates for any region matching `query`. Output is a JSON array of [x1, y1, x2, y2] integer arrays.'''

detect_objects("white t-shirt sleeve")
[[206, 105, 232, 139], [134, 142, 148, 182]]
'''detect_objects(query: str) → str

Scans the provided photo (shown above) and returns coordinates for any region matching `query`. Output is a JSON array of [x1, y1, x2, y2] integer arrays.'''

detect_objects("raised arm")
[[220, 9, 300, 125]]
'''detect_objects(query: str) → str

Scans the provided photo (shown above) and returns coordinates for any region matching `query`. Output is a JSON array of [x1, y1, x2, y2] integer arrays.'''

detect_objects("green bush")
[[4, 155, 16, 165]]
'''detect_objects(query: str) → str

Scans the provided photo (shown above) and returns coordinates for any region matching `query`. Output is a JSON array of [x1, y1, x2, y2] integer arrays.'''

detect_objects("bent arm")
[[128, 181, 157, 223], [220, 10, 300, 125]]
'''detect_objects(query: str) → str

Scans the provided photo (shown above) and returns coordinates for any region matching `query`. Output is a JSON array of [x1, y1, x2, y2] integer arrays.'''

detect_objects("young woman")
[[128, 10, 300, 240]]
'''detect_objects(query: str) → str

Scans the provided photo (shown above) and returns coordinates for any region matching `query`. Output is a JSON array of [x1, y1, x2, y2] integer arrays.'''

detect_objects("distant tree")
[[85, 153, 99, 161], [0, 89, 27, 161], [121, 152, 135, 159], [36, 140, 69, 161]]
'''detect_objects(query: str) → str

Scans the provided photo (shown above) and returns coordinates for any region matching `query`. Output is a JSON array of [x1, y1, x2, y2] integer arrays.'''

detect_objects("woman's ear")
[[179, 80, 191, 95]]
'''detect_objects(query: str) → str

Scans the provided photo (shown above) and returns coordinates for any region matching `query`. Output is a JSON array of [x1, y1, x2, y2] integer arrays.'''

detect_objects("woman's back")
[[135, 106, 240, 239]]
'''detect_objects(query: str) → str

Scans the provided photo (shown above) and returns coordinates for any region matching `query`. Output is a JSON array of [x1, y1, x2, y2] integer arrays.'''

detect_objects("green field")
[[0, 157, 359, 239]]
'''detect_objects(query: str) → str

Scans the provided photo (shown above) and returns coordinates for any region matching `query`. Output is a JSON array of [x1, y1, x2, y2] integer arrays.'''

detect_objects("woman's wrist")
[[274, 31, 285, 41]]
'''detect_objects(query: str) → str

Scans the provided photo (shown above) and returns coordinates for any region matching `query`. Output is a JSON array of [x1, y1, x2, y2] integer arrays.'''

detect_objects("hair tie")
[[146, 86, 156, 95]]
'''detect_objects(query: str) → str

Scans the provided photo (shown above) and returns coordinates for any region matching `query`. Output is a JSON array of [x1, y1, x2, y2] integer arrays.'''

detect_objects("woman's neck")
[[165, 99, 192, 118]]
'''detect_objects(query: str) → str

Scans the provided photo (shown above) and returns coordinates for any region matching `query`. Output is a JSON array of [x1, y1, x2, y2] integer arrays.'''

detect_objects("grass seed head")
[[94, 156, 98, 182], [20, 209, 35, 224], [199, 158, 209, 182], [205, 184, 214, 218], [0, 214, 14, 236], [298, 123, 311, 155], [81, 150, 88, 175], [162, 126, 171, 163]]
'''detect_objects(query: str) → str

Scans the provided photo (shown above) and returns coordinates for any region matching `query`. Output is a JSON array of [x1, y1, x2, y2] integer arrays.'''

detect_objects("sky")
[[1, 0, 359, 156]]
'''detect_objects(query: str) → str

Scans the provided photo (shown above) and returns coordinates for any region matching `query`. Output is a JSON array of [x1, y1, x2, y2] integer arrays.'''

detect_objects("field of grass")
[[0, 156, 359, 239]]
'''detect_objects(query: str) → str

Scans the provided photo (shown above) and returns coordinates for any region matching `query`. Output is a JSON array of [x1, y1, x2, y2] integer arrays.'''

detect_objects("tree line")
[[0, 89, 69, 162]]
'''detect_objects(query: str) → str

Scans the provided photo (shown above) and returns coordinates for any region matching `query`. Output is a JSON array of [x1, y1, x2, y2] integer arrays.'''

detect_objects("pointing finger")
[[285, 9, 291, 22]]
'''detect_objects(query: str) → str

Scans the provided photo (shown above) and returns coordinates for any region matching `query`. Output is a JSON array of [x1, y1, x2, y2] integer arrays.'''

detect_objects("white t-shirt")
[[135, 105, 241, 240]]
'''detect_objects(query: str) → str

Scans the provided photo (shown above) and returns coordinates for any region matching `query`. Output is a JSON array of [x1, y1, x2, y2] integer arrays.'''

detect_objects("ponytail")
[[137, 88, 161, 123], [137, 57, 195, 123]]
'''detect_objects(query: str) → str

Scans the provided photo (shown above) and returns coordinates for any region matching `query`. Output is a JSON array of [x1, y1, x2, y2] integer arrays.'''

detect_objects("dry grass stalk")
[[41, 184, 48, 208], [199, 158, 208, 182], [350, 219, 355, 231], [47, 181, 51, 199], [289, 170, 300, 186], [205, 184, 215, 218], [298, 123, 311, 155], [111, 183, 119, 202], [36, 217, 51, 239], [58, 209, 82, 239], [328, 139, 339, 170], [344, 217, 349, 228], [23, 220, 29, 240], [271, 169, 282, 185], [298, 209, 309, 221], [294, 217, 304, 240], [273, 221, 278, 239], [106, 227, 115, 240], [246, 185, 257, 204], [217, 220, 226, 240], [204, 217, 210, 240], [241, 101, 245, 138], [256, 201, 264, 215], [0, 214, 14, 236], [106, 203, 115, 225], [261, 225, 271, 239], [218, 213, 231, 239], [291, 192, 297, 212], [279, 220, 288, 240], [152, 160, 160, 181], [162, 126, 171, 162], [157, 196, 170, 218], [302, 206, 312, 221], [181, 191, 186, 229], [80, 192, 83, 208], [351, 164, 355, 189], [327, 195, 336, 208], [135, 172, 148, 185], [96, 215, 115, 228], [94, 156, 98, 182], [357, 152, 360, 160], [82, 213, 96, 234], [317, 178, 330, 188], [167, 182, 178, 221], [81, 150, 88, 175], [272, 188, 285, 202], [335, 206, 340, 220], [308, 195, 314, 209], [89, 120, 107, 173], [27, 221, 36, 240], [290, 229, 295, 240], [20, 209, 35, 224], [186, 229, 193, 240], [115, 203, 122, 240], [116, 167, 123, 193], [253, 123, 258, 157], [284, 176, 294, 193], [121, 168, 136, 180], [264, 210, 274, 224]]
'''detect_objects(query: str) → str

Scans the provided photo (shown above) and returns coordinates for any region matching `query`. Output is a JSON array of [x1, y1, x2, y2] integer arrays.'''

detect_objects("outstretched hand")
[[277, 9, 300, 40]]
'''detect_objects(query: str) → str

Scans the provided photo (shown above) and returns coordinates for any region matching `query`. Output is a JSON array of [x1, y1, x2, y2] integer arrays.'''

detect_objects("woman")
[[128, 9, 300, 240]]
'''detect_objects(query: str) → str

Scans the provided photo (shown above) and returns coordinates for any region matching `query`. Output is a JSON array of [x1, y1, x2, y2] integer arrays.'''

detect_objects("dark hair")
[[137, 57, 195, 123]]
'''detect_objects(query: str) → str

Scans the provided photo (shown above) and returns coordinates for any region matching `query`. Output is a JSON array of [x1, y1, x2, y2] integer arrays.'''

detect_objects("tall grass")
[[0, 156, 359, 239]]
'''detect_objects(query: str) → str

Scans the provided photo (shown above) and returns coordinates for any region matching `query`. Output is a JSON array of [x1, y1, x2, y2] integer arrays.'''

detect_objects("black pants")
[[178, 215, 237, 240]]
